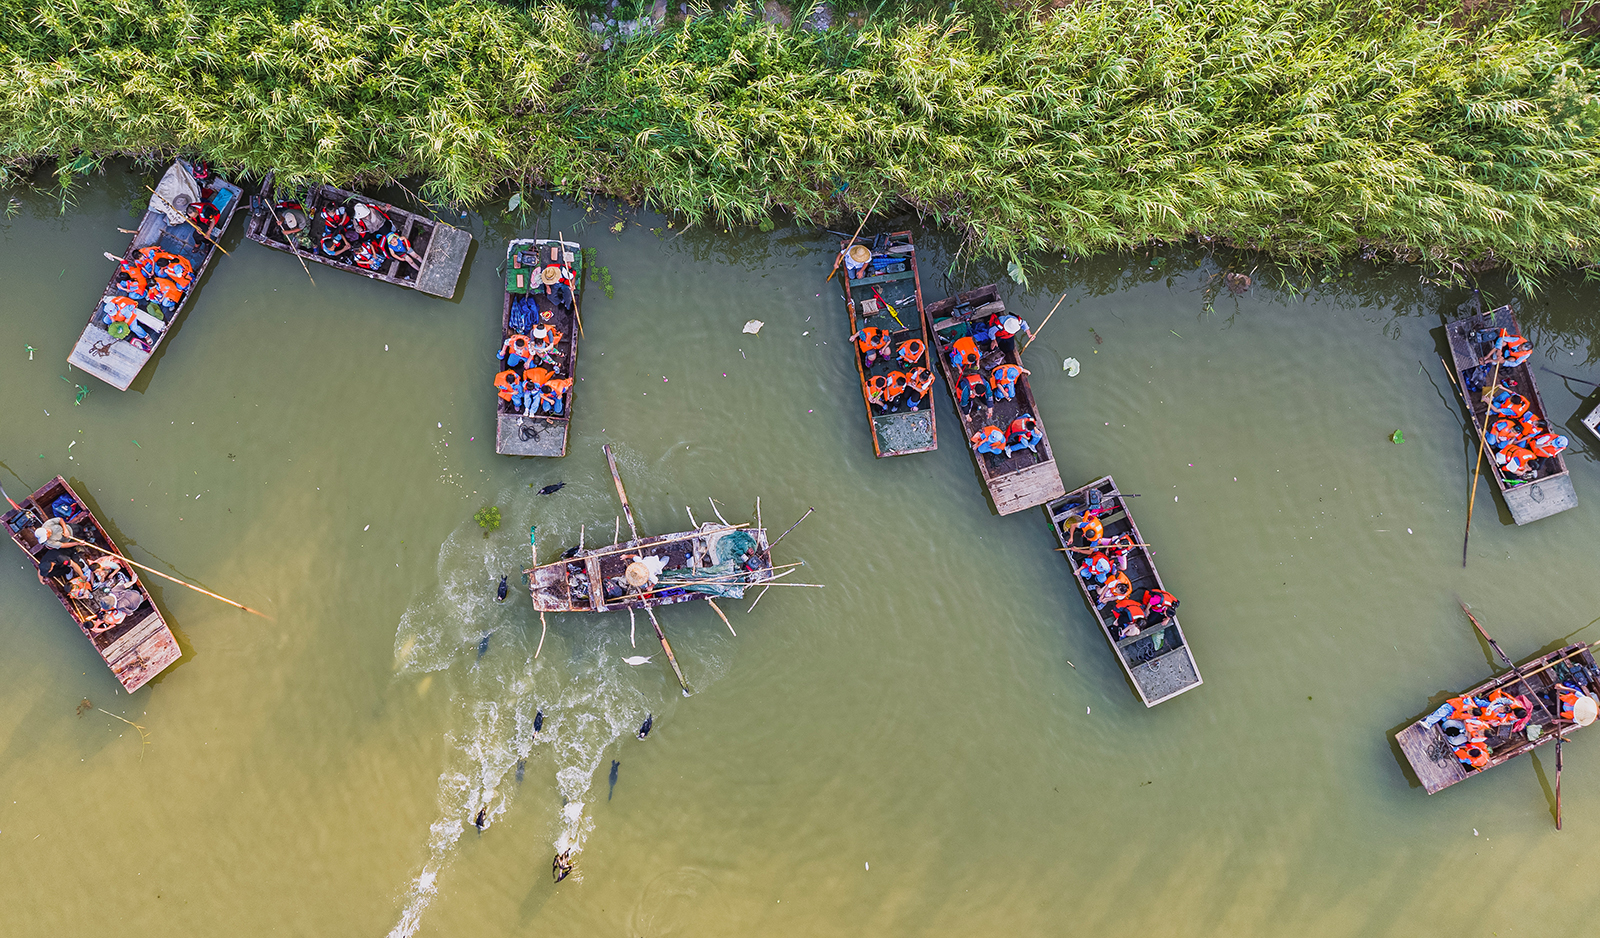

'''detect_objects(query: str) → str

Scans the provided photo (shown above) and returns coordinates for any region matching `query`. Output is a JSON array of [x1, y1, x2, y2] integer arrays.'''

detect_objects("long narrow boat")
[[242, 175, 472, 298], [926, 284, 1065, 514], [1047, 476, 1201, 707], [495, 238, 582, 456], [1443, 294, 1577, 524], [68, 160, 243, 390], [3, 477, 181, 692], [1396, 642, 1599, 794], [1581, 400, 1600, 441], [836, 231, 938, 457]]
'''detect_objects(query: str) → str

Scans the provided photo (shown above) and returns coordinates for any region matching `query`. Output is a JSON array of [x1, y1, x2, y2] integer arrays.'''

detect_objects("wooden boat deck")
[[837, 231, 938, 457], [1396, 642, 1598, 794], [1581, 400, 1600, 441], [528, 523, 774, 613], [3, 477, 180, 692], [926, 284, 1065, 514], [67, 162, 243, 390], [495, 239, 581, 457], [1048, 476, 1201, 707], [243, 175, 472, 298], [1443, 296, 1577, 524]]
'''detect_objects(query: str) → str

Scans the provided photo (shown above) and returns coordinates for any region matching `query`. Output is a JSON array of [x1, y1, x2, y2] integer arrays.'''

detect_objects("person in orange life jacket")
[[536, 374, 573, 415], [1484, 690, 1531, 730], [319, 204, 351, 232], [1423, 694, 1490, 729], [528, 323, 563, 363], [1110, 597, 1146, 639], [1104, 533, 1137, 572], [851, 326, 891, 366], [115, 266, 149, 300], [384, 232, 424, 271], [1528, 431, 1569, 459], [1078, 550, 1113, 585], [1555, 682, 1585, 722], [158, 256, 193, 290], [499, 333, 534, 369], [1496, 442, 1538, 476], [1095, 570, 1132, 607], [522, 367, 563, 415], [953, 371, 988, 413], [865, 374, 889, 412], [319, 230, 354, 259], [100, 296, 148, 337], [1455, 741, 1491, 769], [1071, 513, 1104, 549], [882, 371, 909, 411], [903, 367, 934, 410], [351, 202, 391, 239], [990, 362, 1027, 401], [896, 339, 925, 367], [1486, 415, 1538, 450], [1487, 387, 1531, 419], [987, 315, 1032, 355], [352, 238, 387, 271], [1004, 414, 1042, 457], [971, 425, 1006, 457], [495, 368, 523, 409], [1484, 329, 1532, 367], [147, 276, 185, 313], [1139, 588, 1179, 626], [947, 335, 981, 372]]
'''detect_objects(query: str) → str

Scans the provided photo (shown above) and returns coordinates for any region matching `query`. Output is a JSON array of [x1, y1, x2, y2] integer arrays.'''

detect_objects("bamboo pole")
[[1556, 726, 1565, 830], [64, 539, 270, 619], [525, 524, 747, 573], [770, 507, 815, 550], [557, 233, 584, 338], [1462, 358, 1502, 567], [628, 607, 636, 648], [746, 585, 772, 613], [261, 197, 316, 286], [146, 186, 232, 256], [646, 607, 690, 695], [1022, 293, 1068, 350], [707, 598, 736, 636], [826, 193, 882, 282], [605, 444, 640, 543], [536, 609, 548, 659]]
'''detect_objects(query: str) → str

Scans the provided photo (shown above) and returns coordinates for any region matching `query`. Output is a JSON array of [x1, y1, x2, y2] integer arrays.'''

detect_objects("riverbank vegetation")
[[2, 0, 1598, 283]]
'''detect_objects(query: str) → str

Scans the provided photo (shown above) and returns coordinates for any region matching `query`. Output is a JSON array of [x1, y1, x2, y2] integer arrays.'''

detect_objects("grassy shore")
[[2, 0, 1598, 282]]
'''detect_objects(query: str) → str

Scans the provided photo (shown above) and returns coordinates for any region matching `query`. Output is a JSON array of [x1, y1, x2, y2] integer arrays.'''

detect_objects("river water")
[[2, 166, 1599, 937]]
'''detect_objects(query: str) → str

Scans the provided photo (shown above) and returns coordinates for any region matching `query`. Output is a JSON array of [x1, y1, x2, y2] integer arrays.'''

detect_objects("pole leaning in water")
[[603, 444, 640, 543], [64, 539, 270, 619], [645, 606, 691, 695], [1461, 356, 1502, 567]]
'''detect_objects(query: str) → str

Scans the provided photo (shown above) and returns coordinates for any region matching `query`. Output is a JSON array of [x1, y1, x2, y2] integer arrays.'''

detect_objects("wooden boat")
[[836, 231, 938, 457], [1396, 642, 1599, 794], [926, 284, 1065, 514], [2, 476, 180, 692], [242, 174, 472, 298], [68, 160, 243, 390], [1443, 294, 1577, 524], [495, 238, 582, 456], [1581, 399, 1600, 442], [1047, 476, 1202, 707]]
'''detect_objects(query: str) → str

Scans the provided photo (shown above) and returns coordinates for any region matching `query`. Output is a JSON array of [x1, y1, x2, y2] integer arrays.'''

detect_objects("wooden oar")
[[1462, 358, 1502, 567], [826, 193, 882, 282], [1461, 602, 1548, 720], [145, 186, 231, 256], [645, 607, 690, 696], [1022, 293, 1068, 351], [262, 197, 317, 287], [603, 444, 641, 542], [769, 507, 814, 550], [1556, 724, 1565, 830], [64, 539, 270, 619], [1056, 543, 1152, 553], [0, 481, 21, 511]]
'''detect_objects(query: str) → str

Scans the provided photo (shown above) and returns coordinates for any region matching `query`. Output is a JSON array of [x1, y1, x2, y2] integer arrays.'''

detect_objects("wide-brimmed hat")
[[848, 244, 871, 264], [353, 203, 373, 219], [1002, 316, 1023, 334], [1440, 719, 1467, 742], [108, 321, 131, 339], [1575, 695, 1598, 727], [541, 265, 563, 284], [279, 208, 306, 231], [624, 561, 653, 588], [531, 324, 550, 338]]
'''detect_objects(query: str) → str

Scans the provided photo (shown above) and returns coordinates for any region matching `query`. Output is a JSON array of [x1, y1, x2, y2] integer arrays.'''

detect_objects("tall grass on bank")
[[2, 0, 1598, 282]]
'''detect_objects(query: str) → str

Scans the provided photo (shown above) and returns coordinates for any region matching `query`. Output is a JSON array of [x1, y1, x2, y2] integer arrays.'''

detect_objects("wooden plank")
[[849, 270, 917, 288], [415, 223, 473, 298], [991, 460, 1067, 515], [1397, 723, 1467, 794], [1582, 401, 1600, 441]]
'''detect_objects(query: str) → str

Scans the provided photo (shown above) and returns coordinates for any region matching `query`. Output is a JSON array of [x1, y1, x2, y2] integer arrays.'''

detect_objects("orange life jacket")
[[1081, 551, 1112, 577], [884, 371, 908, 400], [1006, 415, 1037, 440], [906, 367, 934, 395], [1559, 685, 1580, 721], [896, 339, 926, 366], [950, 336, 980, 370], [991, 363, 1022, 395], [502, 334, 532, 359], [959, 373, 988, 400], [971, 426, 1004, 450], [1487, 418, 1520, 448], [524, 366, 555, 389], [1139, 588, 1177, 612], [854, 327, 889, 354], [1492, 329, 1532, 365], [1528, 432, 1568, 459], [1100, 571, 1132, 602], [494, 369, 520, 401], [1112, 597, 1146, 622], [545, 376, 573, 396], [865, 374, 888, 404], [1488, 390, 1531, 419], [529, 327, 563, 354], [103, 296, 141, 324], [1497, 443, 1537, 474], [149, 277, 184, 305], [1455, 743, 1491, 769]]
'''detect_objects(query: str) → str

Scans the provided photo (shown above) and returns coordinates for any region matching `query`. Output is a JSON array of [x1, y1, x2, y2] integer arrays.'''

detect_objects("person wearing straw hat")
[[843, 243, 872, 279], [541, 262, 575, 312]]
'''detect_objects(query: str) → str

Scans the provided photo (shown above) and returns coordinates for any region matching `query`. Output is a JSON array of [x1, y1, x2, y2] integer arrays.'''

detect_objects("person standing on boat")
[[1004, 414, 1042, 456], [903, 367, 934, 411], [843, 243, 871, 280], [970, 425, 1006, 458], [986, 315, 1032, 356]]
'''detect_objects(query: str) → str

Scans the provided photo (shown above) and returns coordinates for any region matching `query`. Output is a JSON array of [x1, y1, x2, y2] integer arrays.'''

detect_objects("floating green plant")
[[474, 505, 502, 532]]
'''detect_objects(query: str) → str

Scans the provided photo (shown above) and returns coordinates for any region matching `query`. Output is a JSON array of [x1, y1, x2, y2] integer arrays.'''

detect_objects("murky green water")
[[3, 166, 1600, 937]]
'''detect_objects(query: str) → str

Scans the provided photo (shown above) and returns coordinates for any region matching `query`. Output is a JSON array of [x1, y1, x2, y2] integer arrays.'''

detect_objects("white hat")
[[1002, 316, 1022, 334], [354, 203, 372, 219], [1575, 695, 1598, 727], [532, 324, 549, 338]]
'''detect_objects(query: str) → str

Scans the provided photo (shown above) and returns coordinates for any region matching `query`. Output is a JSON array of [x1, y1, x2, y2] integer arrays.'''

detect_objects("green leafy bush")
[[474, 505, 502, 531]]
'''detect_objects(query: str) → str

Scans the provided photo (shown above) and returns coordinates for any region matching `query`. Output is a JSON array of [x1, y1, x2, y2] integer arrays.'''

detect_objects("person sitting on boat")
[[990, 362, 1026, 401], [1487, 388, 1531, 419], [1109, 597, 1146, 639], [319, 229, 354, 259], [147, 276, 185, 315], [115, 266, 149, 300], [987, 315, 1032, 355], [883, 371, 909, 412], [957, 371, 990, 414], [383, 232, 424, 271], [1071, 513, 1104, 548], [843, 243, 872, 280], [1004, 414, 1042, 457], [1454, 741, 1491, 770], [851, 326, 891, 367], [528, 324, 564, 364], [276, 201, 308, 237], [947, 335, 980, 372], [904, 367, 934, 411], [352, 238, 387, 271], [970, 425, 1006, 457], [495, 368, 522, 409], [158, 255, 193, 290], [1078, 550, 1113, 585], [319, 203, 352, 232], [896, 338, 926, 367], [1553, 683, 1599, 725], [499, 333, 534, 369], [1095, 570, 1132, 607], [187, 198, 220, 231], [865, 374, 890, 412], [351, 202, 391, 239], [1483, 329, 1533, 368], [1495, 442, 1538, 477], [1484, 690, 1531, 731], [100, 296, 149, 339], [1139, 588, 1179, 626], [1527, 430, 1569, 460], [536, 374, 573, 416]]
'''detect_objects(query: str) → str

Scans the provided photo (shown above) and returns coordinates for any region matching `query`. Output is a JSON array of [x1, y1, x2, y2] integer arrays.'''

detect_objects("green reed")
[[2, 0, 1597, 285]]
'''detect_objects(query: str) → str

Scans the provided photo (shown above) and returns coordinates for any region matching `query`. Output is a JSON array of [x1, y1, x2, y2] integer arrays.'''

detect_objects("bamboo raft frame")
[[926, 283, 1065, 515], [243, 173, 473, 298], [3, 476, 180, 692], [1442, 294, 1577, 524], [495, 238, 582, 457], [68, 160, 243, 390], [837, 230, 939, 457], [1048, 476, 1202, 707], [1396, 642, 1599, 794]]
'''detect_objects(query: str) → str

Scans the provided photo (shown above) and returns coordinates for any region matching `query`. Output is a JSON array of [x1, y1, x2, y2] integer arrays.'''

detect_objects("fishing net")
[[875, 412, 934, 454]]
